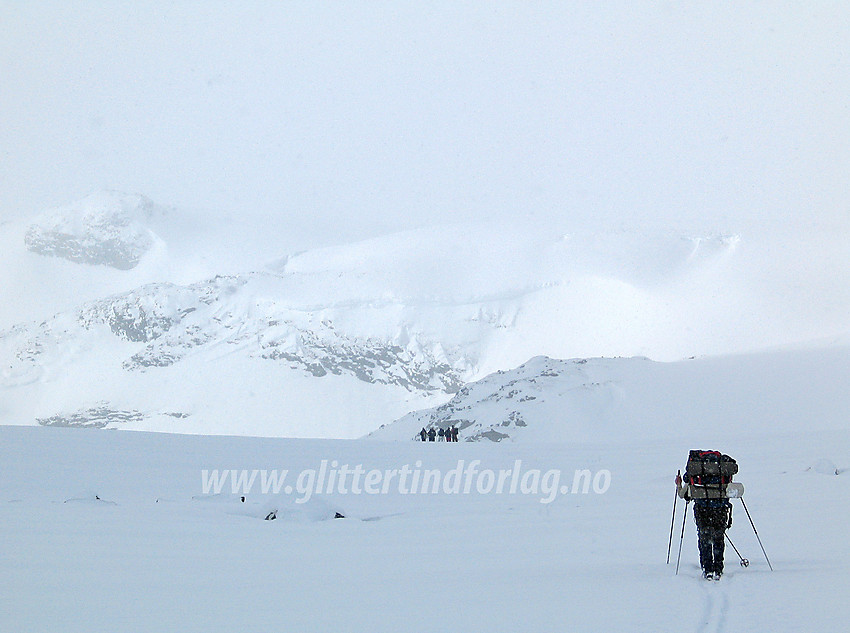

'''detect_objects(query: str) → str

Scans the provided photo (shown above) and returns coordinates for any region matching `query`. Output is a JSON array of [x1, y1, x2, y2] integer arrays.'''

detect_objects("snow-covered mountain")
[[3, 191, 850, 438], [371, 348, 850, 443], [0, 190, 334, 330], [0, 273, 474, 437]]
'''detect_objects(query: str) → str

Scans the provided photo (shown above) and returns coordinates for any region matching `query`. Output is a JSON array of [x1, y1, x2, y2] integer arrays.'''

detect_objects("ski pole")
[[675, 500, 690, 575], [740, 497, 773, 571], [667, 470, 680, 564], [725, 533, 749, 567]]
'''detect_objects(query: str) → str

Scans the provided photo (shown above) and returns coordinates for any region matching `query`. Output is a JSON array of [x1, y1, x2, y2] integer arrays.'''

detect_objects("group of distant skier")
[[419, 426, 459, 442]]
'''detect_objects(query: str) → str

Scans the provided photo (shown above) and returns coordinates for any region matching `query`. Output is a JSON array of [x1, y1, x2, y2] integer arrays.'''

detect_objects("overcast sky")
[[2, 2, 849, 246]]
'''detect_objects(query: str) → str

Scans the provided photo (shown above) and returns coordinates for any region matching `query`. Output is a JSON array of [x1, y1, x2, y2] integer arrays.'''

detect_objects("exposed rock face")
[[2, 274, 468, 406], [37, 405, 147, 429], [24, 191, 159, 269], [260, 327, 463, 393], [36, 405, 190, 429]]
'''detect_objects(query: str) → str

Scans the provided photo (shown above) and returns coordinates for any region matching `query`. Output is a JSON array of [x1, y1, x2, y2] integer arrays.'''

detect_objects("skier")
[[438, 427, 445, 442], [451, 426, 459, 442], [427, 427, 436, 442], [676, 469, 733, 579], [419, 428, 427, 442]]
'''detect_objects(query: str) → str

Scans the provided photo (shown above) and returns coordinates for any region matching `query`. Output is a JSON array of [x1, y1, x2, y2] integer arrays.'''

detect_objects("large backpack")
[[685, 450, 738, 499]]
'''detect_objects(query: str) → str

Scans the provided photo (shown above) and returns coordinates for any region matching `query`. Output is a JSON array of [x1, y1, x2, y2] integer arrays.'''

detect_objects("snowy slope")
[[2, 422, 848, 633], [370, 348, 850, 443], [275, 223, 850, 366]]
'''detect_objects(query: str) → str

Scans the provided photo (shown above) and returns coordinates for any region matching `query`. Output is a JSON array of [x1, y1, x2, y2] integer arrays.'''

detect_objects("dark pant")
[[697, 525, 725, 574], [694, 505, 728, 574]]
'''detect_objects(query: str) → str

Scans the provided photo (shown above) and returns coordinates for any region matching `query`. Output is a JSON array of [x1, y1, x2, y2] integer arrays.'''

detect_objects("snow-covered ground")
[[2, 423, 847, 632]]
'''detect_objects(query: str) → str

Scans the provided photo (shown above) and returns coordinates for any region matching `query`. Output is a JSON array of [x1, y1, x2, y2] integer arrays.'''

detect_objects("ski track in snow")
[[697, 581, 730, 633]]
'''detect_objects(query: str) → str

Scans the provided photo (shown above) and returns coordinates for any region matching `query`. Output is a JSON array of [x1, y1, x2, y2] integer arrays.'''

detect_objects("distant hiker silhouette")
[[438, 428, 445, 442], [419, 428, 427, 442], [450, 426, 459, 442], [427, 428, 436, 442]]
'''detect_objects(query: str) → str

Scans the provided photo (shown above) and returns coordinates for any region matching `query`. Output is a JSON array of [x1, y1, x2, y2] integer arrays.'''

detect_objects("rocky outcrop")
[[25, 191, 159, 269]]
